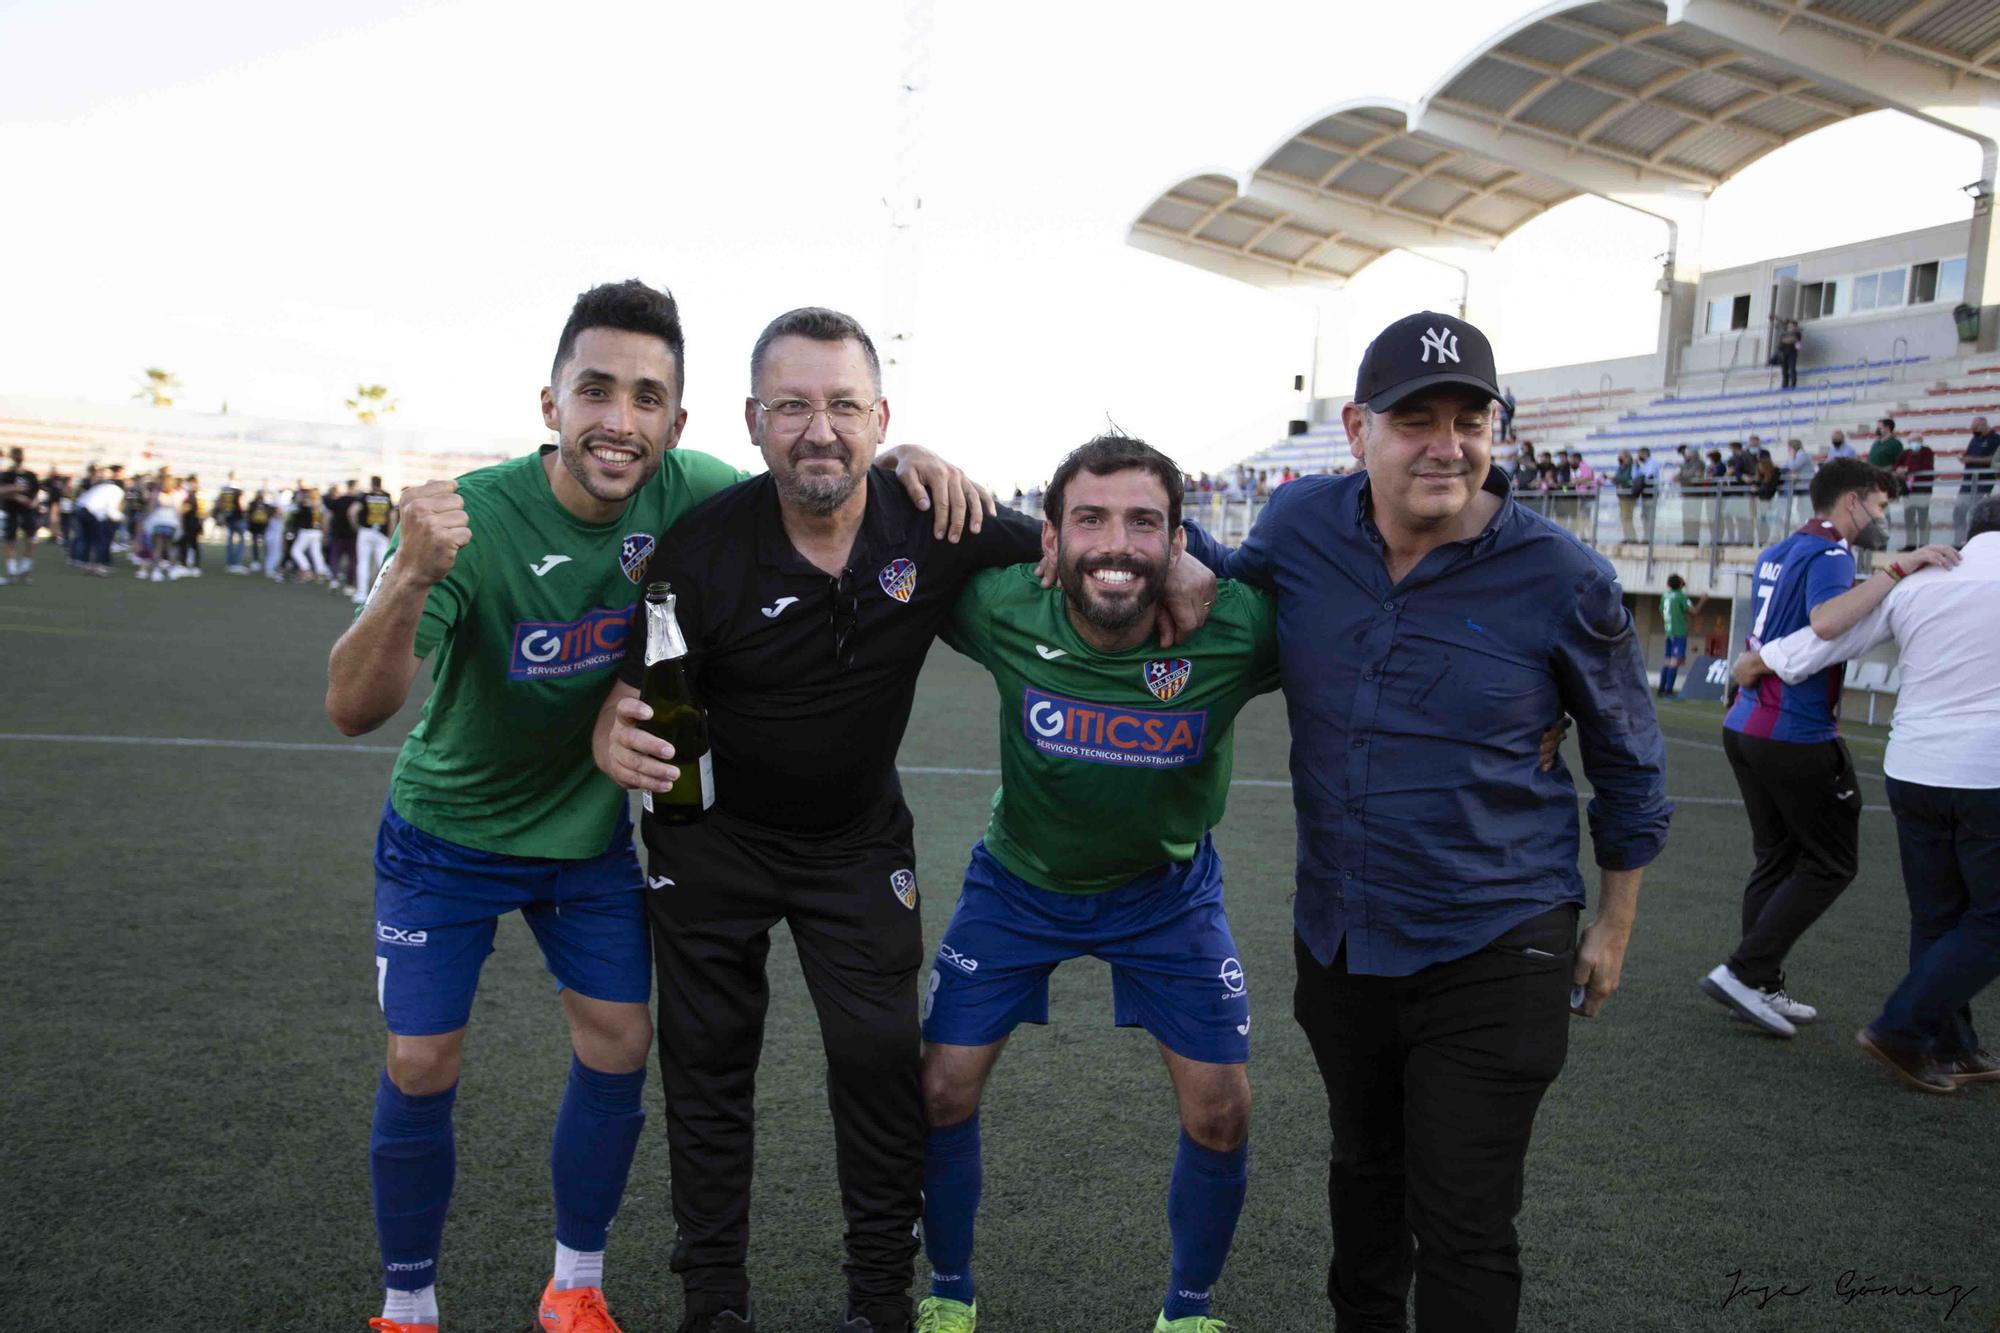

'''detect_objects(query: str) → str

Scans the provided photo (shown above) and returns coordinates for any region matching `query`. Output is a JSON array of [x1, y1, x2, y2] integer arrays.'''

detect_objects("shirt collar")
[[1796, 516, 1843, 542], [1353, 463, 1513, 551], [755, 466, 902, 573]]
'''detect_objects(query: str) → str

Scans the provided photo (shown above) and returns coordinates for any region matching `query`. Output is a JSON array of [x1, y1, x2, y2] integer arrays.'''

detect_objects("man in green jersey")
[[915, 436, 1278, 1333], [1656, 573, 1706, 697], [324, 280, 985, 1333]]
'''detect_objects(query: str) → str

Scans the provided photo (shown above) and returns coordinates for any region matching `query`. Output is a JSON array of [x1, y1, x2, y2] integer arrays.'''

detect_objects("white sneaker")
[[1756, 987, 1817, 1025], [1701, 965, 1796, 1037]]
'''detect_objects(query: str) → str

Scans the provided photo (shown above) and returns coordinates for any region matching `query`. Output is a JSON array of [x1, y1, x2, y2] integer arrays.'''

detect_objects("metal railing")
[[1004, 466, 1998, 580]]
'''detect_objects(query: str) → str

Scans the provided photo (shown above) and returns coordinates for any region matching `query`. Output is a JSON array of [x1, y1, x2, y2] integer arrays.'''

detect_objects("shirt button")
[[1382, 599, 1396, 611], [1362, 671, 1376, 681], [1343, 870, 1354, 880], [1352, 738, 1366, 749]]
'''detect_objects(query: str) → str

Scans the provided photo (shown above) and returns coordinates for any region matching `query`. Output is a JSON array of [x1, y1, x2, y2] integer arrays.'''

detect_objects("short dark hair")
[[1969, 496, 2000, 539], [1879, 417, 1896, 432], [1043, 433, 1184, 531], [749, 307, 881, 394], [551, 279, 685, 392], [1667, 573, 1685, 590], [1810, 456, 1895, 512], [370, 475, 382, 488]]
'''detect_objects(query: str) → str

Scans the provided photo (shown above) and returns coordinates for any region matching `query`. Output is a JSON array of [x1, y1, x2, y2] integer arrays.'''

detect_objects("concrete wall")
[[1690, 220, 1972, 374], [1493, 351, 1665, 404]]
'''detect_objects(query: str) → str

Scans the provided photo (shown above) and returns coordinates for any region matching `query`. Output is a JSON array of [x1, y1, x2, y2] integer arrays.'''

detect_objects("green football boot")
[[1154, 1314, 1228, 1333], [915, 1296, 977, 1333]]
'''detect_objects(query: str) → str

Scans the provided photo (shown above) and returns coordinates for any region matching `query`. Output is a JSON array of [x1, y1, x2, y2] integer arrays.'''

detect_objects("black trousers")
[[1878, 777, 2000, 1056], [1293, 905, 1577, 1333], [645, 800, 925, 1326], [1722, 729, 1862, 988]]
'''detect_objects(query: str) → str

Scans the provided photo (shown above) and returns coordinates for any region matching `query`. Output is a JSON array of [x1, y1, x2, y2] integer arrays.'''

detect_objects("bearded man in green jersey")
[[915, 435, 1279, 1333], [324, 279, 986, 1333]]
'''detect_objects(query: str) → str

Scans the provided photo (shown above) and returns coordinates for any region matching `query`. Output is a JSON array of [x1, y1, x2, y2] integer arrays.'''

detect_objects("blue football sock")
[[923, 1111, 982, 1302], [1163, 1130, 1248, 1321], [550, 1055, 647, 1257], [371, 1072, 457, 1293], [1660, 665, 1677, 694]]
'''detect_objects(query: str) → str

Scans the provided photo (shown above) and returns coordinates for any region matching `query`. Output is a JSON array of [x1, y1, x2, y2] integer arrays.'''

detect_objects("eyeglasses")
[[829, 569, 859, 669], [753, 397, 881, 438]]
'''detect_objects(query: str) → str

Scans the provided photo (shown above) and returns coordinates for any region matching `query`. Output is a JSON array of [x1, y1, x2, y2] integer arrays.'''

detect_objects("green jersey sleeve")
[[359, 502, 485, 659], [412, 539, 481, 659], [1239, 583, 1282, 695], [675, 449, 754, 504], [942, 566, 1009, 666]]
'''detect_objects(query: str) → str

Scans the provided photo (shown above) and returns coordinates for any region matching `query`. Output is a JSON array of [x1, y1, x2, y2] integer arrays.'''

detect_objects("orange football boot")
[[536, 1278, 625, 1332], [368, 1320, 437, 1333]]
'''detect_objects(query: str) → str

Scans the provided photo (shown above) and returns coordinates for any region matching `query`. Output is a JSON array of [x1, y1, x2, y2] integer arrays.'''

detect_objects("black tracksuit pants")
[[1722, 729, 1863, 988], [1293, 904, 1577, 1333], [645, 800, 925, 1328]]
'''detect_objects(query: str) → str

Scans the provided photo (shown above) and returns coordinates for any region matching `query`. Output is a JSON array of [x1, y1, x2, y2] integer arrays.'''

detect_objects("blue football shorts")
[[371, 798, 649, 1035], [1665, 635, 1688, 661], [922, 835, 1249, 1064]]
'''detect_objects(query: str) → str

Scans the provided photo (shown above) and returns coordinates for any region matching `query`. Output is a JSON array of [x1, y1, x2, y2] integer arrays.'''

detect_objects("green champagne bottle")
[[638, 581, 713, 823]]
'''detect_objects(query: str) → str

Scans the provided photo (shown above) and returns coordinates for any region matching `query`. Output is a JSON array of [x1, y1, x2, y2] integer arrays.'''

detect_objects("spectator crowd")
[[0, 447, 396, 603]]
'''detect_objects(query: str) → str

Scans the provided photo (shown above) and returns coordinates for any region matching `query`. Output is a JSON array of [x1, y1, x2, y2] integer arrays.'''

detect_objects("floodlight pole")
[[881, 0, 934, 437]]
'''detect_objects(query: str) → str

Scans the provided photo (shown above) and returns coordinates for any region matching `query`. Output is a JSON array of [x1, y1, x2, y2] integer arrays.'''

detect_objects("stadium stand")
[[0, 394, 514, 494]]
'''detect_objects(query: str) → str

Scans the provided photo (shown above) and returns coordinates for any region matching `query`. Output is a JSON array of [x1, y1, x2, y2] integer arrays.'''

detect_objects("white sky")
[[0, 0, 1982, 487]]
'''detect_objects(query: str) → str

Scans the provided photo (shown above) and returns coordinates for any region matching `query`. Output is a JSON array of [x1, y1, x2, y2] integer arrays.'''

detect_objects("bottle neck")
[[644, 594, 689, 664]]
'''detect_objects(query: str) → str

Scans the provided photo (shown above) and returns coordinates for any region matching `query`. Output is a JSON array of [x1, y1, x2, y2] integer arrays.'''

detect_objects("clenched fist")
[[394, 479, 472, 587]]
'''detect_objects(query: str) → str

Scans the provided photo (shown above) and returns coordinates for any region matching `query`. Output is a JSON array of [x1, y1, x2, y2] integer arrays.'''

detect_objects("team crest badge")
[[1143, 658, 1192, 702], [890, 868, 918, 910], [619, 533, 656, 584], [879, 557, 917, 603]]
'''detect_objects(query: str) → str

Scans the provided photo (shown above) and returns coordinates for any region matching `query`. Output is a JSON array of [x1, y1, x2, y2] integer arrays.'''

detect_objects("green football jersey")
[[943, 565, 1280, 894], [369, 445, 745, 858], [1660, 587, 1690, 637]]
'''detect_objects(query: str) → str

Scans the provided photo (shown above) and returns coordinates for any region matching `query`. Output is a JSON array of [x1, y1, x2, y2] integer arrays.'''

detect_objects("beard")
[[773, 438, 862, 515], [559, 430, 657, 503], [1057, 542, 1165, 632]]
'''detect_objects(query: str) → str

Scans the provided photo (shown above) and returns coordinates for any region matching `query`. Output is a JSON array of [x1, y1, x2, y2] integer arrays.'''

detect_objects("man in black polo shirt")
[[1, 447, 41, 584], [593, 307, 1213, 1333]]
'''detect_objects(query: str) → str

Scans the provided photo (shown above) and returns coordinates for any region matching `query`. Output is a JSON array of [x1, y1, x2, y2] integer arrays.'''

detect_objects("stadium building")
[[0, 392, 514, 497], [1130, 0, 2000, 715]]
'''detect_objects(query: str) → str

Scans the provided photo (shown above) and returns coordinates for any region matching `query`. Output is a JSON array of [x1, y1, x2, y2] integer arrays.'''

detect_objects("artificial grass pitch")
[[0, 557, 1991, 1331]]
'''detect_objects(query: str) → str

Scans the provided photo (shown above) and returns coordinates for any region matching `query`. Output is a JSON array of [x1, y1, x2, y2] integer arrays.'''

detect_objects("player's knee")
[[385, 1033, 463, 1096], [921, 1065, 981, 1128], [570, 1002, 653, 1074], [1181, 1080, 1252, 1151]]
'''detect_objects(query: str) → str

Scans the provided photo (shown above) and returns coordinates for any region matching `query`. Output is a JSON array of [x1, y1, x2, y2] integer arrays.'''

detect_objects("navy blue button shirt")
[[1186, 467, 1670, 976]]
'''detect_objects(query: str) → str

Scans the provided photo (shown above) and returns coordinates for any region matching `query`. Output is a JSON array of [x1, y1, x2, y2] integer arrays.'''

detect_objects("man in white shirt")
[[77, 471, 127, 577], [1733, 498, 2000, 1094]]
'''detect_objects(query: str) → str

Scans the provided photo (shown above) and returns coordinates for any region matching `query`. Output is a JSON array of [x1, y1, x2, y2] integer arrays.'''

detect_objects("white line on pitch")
[[0, 735, 1892, 809]]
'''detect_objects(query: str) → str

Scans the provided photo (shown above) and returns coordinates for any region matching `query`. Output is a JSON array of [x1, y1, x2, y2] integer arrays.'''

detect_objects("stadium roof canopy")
[[1131, 0, 2000, 293]]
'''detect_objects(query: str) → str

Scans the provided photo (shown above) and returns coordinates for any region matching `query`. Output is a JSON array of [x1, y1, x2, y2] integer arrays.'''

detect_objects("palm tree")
[[346, 384, 398, 427], [134, 367, 182, 407]]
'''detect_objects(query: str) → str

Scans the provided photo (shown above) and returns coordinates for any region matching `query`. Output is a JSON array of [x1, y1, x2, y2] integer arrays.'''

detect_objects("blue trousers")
[[1877, 777, 2000, 1056]]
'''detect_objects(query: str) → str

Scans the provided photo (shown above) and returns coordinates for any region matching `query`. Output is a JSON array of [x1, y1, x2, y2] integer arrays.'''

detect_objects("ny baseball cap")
[[1355, 311, 1502, 412]]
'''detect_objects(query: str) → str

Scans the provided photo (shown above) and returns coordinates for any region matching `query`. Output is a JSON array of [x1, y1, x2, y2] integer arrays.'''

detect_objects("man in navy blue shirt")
[[1186, 311, 1669, 1333], [1954, 415, 1998, 542]]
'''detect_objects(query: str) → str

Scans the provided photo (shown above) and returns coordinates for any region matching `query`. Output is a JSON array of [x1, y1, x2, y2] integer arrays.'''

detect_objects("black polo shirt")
[[618, 467, 1042, 839]]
